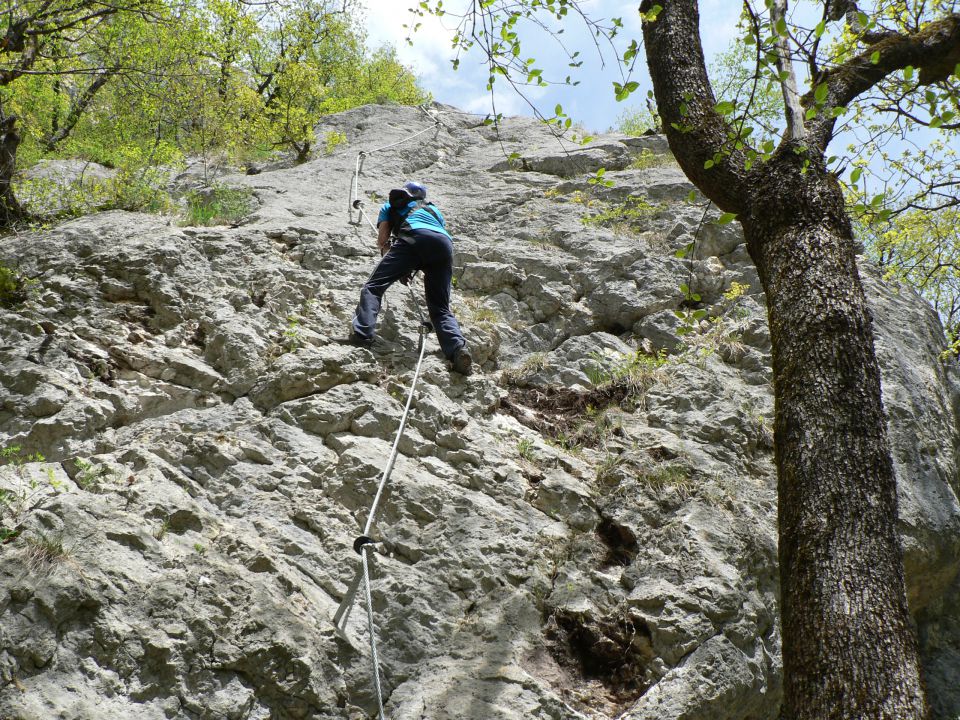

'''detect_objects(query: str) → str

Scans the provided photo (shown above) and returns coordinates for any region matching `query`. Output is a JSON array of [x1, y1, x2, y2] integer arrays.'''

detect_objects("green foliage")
[[587, 167, 614, 189], [73, 458, 114, 491], [1, 446, 58, 543], [23, 530, 71, 573], [614, 99, 660, 136], [0, 445, 45, 468], [1, 0, 428, 226], [517, 438, 536, 462], [282, 314, 303, 352], [676, 281, 751, 365], [581, 195, 662, 233], [182, 186, 253, 227], [585, 348, 667, 389], [0, 264, 35, 308], [628, 148, 675, 170], [323, 131, 348, 154], [861, 208, 960, 352]]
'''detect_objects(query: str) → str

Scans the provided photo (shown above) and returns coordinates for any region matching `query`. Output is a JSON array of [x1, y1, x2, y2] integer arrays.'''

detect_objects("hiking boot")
[[451, 345, 473, 376], [345, 332, 374, 348]]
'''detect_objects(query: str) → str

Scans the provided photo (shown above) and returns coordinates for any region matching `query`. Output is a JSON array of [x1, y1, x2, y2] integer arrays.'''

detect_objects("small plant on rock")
[[0, 264, 38, 308], [23, 530, 70, 573], [153, 519, 170, 541], [323, 130, 347, 154], [182, 185, 252, 226], [517, 438, 536, 462], [581, 196, 662, 234], [596, 451, 627, 486], [586, 348, 667, 395], [627, 148, 676, 170], [73, 458, 112, 490], [676, 281, 752, 366], [1, 446, 58, 541], [501, 352, 548, 386], [282, 314, 302, 352], [586, 167, 614, 190], [637, 464, 693, 498]]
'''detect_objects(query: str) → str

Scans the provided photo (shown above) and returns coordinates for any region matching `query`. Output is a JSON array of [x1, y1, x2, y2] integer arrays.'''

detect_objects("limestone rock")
[[0, 103, 957, 720]]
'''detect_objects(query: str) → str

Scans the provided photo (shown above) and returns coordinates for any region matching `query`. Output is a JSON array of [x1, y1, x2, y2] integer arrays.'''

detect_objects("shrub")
[[0, 264, 35, 308], [323, 130, 347, 154], [581, 196, 663, 233], [628, 148, 676, 170], [182, 185, 253, 226]]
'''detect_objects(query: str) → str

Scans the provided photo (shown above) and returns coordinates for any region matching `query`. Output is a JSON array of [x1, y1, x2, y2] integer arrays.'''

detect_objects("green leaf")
[[704, 159, 715, 169], [775, 17, 787, 36], [686, 190, 697, 203], [805, 107, 818, 120], [814, 83, 828, 104], [857, 11, 869, 27], [642, 4, 662, 22], [870, 50, 880, 64], [715, 100, 735, 115], [716, 212, 737, 225], [850, 167, 863, 183], [904, 65, 914, 81], [555, 103, 563, 116], [814, 21, 826, 38]]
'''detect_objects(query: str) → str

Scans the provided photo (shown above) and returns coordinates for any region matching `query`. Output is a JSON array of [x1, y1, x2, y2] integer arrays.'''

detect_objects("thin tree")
[[412, 1, 960, 718]]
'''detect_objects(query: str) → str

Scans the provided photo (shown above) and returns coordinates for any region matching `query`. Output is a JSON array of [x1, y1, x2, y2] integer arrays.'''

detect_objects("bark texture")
[[743, 148, 927, 720], [641, 1, 931, 718], [0, 112, 24, 225]]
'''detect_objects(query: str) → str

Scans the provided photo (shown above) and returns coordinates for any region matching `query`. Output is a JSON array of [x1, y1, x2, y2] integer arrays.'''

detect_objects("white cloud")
[[362, 0, 459, 88], [358, 0, 742, 131]]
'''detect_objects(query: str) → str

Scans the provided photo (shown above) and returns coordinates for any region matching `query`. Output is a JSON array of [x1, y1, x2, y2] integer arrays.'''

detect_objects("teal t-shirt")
[[378, 201, 451, 239]]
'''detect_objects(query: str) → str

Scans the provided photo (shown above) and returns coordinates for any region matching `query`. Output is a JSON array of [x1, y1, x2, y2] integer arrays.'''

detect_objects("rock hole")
[[597, 517, 638, 567], [547, 608, 654, 707]]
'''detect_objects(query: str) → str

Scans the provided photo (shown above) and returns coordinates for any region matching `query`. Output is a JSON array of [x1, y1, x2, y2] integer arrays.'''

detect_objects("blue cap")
[[403, 181, 427, 199]]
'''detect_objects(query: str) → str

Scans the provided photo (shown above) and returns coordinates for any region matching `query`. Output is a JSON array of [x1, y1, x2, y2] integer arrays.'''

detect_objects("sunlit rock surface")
[[1, 103, 958, 719]]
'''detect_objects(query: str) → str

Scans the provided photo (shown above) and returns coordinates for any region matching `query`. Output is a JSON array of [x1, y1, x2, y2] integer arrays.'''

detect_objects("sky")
[[361, 0, 742, 134]]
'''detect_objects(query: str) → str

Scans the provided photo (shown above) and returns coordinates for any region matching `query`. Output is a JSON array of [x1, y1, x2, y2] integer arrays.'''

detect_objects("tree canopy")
[[0, 0, 428, 224]]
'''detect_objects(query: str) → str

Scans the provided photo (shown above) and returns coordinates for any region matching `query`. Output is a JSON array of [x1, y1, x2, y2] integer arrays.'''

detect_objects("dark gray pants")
[[352, 229, 466, 359]]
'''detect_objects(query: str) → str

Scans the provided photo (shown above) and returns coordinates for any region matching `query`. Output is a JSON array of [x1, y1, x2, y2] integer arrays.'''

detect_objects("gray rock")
[[0, 103, 957, 720]]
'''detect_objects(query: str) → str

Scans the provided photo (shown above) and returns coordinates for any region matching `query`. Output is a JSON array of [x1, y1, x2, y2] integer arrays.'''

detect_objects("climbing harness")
[[334, 111, 447, 719]]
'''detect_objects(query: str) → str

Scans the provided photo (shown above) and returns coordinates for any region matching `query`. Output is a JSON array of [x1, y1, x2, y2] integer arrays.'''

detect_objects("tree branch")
[[771, 0, 805, 139], [640, 0, 749, 214], [44, 68, 113, 150], [804, 13, 960, 150]]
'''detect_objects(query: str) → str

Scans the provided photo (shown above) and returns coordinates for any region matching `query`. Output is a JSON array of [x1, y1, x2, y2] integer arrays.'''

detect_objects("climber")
[[350, 181, 473, 376]]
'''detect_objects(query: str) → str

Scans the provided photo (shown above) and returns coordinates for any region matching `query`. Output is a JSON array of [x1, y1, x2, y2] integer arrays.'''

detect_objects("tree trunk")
[[639, 1, 929, 717], [742, 145, 927, 720], [45, 71, 112, 152], [0, 112, 25, 226]]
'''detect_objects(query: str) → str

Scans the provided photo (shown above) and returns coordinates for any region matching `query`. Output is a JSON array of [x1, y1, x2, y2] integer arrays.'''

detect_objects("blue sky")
[[362, 0, 742, 133]]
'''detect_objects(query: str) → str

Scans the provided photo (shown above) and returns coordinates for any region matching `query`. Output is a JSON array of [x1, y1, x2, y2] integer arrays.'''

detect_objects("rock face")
[[1, 103, 958, 720]]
